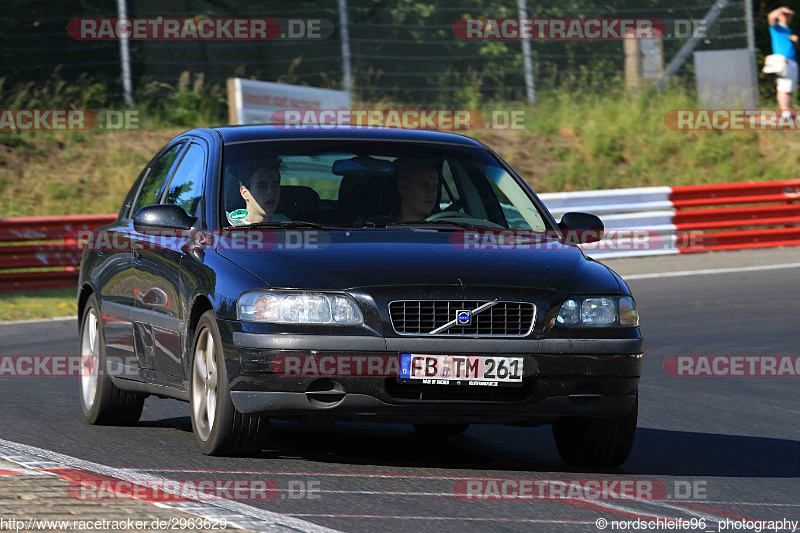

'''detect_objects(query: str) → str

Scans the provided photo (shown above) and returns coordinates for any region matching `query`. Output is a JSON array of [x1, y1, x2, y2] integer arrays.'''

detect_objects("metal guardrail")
[[0, 179, 798, 292]]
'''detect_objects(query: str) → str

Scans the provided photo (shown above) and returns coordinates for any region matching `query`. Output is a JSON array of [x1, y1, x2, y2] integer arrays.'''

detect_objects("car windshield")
[[221, 140, 549, 231]]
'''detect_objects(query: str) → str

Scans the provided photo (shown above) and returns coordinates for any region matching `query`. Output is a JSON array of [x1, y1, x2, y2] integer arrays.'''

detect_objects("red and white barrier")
[[0, 214, 116, 292], [538, 179, 800, 259]]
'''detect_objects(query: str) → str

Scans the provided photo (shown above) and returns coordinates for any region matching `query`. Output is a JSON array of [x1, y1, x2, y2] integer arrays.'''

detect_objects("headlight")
[[556, 296, 638, 327], [238, 291, 363, 325]]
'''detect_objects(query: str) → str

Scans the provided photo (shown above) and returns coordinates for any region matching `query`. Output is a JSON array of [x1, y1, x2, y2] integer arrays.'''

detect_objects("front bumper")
[[220, 323, 642, 425]]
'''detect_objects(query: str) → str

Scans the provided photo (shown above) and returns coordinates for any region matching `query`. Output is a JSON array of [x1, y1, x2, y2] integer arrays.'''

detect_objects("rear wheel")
[[552, 394, 638, 467], [79, 294, 145, 425], [413, 423, 470, 437], [190, 311, 269, 456]]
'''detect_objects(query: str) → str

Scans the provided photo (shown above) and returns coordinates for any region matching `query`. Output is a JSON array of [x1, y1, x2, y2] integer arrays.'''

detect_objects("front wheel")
[[190, 311, 269, 456], [552, 394, 638, 467], [79, 294, 145, 425]]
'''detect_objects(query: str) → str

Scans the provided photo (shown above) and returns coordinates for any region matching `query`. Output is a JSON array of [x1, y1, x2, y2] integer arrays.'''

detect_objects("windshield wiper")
[[226, 221, 346, 230], [360, 220, 505, 231]]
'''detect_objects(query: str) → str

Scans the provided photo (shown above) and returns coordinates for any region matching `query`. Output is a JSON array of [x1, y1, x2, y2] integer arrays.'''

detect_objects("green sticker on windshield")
[[229, 209, 248, 220]]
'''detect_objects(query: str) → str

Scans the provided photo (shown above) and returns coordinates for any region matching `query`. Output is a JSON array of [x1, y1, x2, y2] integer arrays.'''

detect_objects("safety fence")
[[0, 179, 798, 292]]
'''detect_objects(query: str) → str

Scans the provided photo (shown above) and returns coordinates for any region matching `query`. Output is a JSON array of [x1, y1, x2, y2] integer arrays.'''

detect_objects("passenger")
[[393, 160, 439, 222], [225, 157, 287, 226]]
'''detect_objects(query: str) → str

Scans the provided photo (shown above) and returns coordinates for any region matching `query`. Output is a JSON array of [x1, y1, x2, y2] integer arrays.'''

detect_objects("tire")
[[79, 294, 145, 425], [413, 423, 470, 437], [552, 394, 638, 468], [189, 310, 269, 456]]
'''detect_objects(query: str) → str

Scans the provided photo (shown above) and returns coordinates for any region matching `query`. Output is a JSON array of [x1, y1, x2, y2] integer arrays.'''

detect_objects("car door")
[[132, 140, 207, 385], [126, 141, 186, 377], [95, 168, 147, 380]]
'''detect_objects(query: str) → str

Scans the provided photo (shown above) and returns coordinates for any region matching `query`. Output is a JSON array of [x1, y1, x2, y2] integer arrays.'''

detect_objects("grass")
[[0, 128, 181, 217], [0, 288, 76, 322], [473, 87, 800, 192]]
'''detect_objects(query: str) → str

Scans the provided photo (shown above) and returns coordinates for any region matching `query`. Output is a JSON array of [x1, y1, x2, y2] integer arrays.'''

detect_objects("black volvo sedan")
[[77, 126, 641, 466]]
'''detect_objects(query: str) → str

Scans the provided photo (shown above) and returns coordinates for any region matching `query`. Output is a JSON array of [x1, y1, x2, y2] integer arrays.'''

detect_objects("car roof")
[[207, 125, 486, 148]]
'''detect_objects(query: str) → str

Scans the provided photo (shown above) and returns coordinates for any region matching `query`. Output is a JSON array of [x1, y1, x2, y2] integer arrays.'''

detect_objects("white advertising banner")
[[227, 77, 350, 125]]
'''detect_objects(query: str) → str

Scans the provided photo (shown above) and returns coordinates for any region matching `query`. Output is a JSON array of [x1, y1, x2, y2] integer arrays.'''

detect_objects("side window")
[[131, 142, 185, 214], [162, 143, 206, 217]]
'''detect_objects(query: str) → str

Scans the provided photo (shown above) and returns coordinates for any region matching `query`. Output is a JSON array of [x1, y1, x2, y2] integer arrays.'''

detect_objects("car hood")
[[216, 230, 622, 294]]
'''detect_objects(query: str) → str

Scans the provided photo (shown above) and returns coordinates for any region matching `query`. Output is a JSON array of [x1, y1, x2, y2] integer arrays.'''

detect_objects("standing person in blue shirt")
[[768, 6, 798, 119]]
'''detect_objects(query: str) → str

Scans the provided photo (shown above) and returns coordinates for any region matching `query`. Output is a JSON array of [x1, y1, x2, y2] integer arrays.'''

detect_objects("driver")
[[225, 156, 288, 226], [393, 159, 439, 222]]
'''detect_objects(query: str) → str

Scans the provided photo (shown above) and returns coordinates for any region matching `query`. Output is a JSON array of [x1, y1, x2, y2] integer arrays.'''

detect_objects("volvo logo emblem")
[[424, 301, 499, 335], [456, 309, 472, 325]]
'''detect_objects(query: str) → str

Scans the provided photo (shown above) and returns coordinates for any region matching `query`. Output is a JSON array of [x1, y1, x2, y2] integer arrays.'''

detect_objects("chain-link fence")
[[1, 0, 753, 107]]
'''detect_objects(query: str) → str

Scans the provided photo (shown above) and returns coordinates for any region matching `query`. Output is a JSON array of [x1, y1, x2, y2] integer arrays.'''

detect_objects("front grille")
[[389, 300, 535, 336]]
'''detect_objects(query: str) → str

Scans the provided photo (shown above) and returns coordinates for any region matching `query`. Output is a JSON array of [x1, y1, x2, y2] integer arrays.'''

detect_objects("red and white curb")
[[0, 463, 47, 476], [0, 439, 782, 529], [0, 438, 338, 533]]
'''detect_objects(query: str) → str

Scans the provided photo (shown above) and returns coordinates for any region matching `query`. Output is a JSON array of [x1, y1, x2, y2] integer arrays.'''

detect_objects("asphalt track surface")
[[1, 249, 799, 532]]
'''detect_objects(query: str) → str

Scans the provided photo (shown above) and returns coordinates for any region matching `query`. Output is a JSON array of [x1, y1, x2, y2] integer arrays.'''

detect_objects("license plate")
[[398, 354, 523, 387]]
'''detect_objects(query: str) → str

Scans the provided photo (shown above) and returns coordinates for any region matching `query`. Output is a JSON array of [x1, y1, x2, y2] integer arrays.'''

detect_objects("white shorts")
[[777, 58, 798, 93]]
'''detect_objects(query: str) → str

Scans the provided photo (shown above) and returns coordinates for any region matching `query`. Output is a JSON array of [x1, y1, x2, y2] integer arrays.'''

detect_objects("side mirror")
[[133, 204, 195, 233], [558, 212, 604, 244]]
